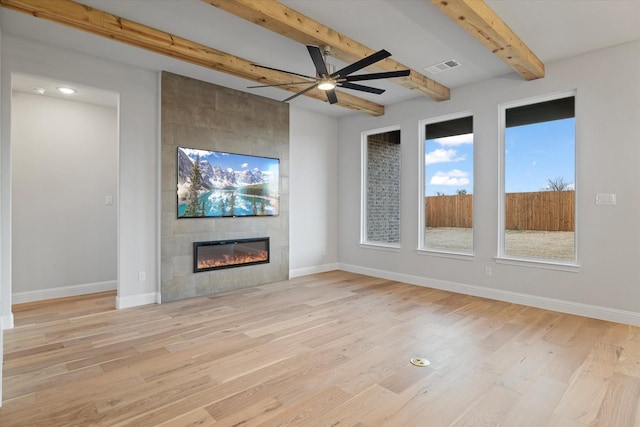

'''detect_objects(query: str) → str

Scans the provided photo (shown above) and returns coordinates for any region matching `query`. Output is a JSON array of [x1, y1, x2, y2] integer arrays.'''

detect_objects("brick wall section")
[[366, 130, 401, 243]]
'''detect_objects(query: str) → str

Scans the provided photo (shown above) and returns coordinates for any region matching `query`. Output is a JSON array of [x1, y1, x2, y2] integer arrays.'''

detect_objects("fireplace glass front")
[[193, 237, 270, 273]]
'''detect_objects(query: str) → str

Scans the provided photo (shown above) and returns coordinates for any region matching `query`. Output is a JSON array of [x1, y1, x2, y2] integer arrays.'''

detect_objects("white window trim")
[[497, 90, 579, 268], [495, 256, 580, 273], [416, 248, 474, 261], [360, 242, 402, 252], [360, 125, 402, 248], [418, 111, 474, 256]]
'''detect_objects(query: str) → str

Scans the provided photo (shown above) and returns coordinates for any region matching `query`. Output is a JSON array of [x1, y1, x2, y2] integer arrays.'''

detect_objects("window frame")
[[418, 111, 475, 257], [360, 125, 402, 250], [497, 90, 580, 271]]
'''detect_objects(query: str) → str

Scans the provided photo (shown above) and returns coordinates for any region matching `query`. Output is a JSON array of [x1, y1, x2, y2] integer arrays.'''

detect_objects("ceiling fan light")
[[318, 80, 335, 91]]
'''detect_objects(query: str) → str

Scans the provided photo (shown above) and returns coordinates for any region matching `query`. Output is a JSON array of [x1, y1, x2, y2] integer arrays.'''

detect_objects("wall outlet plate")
[[595, 193, 616, 205]]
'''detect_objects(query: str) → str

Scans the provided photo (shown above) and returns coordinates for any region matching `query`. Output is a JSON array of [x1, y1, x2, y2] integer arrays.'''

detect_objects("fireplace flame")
[[197, 251, 268, 269]]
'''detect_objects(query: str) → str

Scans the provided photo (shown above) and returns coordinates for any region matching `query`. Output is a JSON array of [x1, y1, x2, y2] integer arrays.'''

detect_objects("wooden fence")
[[425, 194, 473, 228], [426, 190, 575, 231]]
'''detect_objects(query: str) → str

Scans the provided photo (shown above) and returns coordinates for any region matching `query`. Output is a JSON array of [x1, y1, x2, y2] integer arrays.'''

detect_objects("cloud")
[[180, 147, 210, 159], [425, 148, 465, 165], [433, 133, 473, 146], [241, 162, 248, 168], [429, 169, 470, 186]]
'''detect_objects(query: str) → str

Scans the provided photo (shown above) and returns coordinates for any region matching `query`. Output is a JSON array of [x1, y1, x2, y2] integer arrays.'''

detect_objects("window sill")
[[495, 256, 580, 272], [416, 248, 474, 261], [359, 242, 401, 252]]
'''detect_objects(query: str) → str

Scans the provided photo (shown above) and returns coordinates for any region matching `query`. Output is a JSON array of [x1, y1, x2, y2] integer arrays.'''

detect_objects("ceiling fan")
[[248, 45, 410, 104]]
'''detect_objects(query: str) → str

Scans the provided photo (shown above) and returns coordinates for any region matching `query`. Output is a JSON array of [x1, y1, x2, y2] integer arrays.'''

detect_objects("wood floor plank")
[[500, 375, 568, 427], [312, 384, 397, 426], [616, 339, 640, 378], [553, 342, 624, 424], [449, 384, 521, 426], [156, 408, 217, 427], [594, 372, 640, 426], [2, 271, 640, 426], [252, 386, 353, 427]]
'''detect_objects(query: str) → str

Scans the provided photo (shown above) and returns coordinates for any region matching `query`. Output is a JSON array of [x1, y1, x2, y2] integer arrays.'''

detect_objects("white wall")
[[11, 92, 117, 301], [337, 40, 640, 324], [1, 35, 159, 317], [289, 107, 339, 276], [1, 35, 341, 319]]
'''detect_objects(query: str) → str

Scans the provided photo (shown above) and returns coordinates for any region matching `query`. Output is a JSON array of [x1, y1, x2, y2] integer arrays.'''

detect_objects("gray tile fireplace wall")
[[161, 72, 289, 302]]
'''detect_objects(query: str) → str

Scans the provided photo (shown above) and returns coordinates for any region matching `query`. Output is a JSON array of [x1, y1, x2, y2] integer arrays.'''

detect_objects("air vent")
[[425, 59, 461, 74]]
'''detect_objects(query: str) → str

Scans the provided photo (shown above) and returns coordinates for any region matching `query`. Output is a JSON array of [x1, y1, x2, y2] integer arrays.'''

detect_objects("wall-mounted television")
[[177, 147, 279, 218]]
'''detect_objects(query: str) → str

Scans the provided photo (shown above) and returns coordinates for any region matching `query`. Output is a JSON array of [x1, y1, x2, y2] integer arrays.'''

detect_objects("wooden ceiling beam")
[[0, 0, 385, 116], [202, 0, 451, 102], [429, 0, 544, 80]]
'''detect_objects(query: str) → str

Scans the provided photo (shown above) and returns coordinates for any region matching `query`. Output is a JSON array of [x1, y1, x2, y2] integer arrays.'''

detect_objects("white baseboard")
[[339, 263, 640, 327], [290, 263, 340, 278], [116, 292, 159, 309], [12, 280, 117, 304], [1, 313, 14, 330]]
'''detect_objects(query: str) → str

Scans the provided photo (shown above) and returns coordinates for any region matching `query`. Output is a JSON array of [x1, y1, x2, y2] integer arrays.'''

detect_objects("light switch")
[[595, 193, 616, 205], [105, 195, 113, 205]]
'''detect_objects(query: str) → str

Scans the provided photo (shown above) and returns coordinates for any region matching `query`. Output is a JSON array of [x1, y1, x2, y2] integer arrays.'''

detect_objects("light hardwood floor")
[[1, 271, 639, 426]]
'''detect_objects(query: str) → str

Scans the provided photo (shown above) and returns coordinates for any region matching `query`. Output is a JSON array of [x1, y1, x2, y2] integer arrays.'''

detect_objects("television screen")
[[177, 147, 279, 218]]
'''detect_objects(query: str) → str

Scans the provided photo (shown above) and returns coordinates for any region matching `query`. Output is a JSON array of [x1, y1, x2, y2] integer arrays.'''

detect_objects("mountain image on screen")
[[177, 147, 279, 218]]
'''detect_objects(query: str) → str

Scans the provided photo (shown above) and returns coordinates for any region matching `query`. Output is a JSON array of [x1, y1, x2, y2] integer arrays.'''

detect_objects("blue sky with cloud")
[[180, 147, 278, 175], [425, 133, 473, 195], [505, 118, 575, 193], [425, 117, 575, 195]]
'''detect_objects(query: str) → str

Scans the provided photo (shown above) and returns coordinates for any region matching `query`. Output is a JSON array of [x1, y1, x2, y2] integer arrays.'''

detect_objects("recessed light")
[[57, 87, 76, 95], [32, 87, 46, 95]]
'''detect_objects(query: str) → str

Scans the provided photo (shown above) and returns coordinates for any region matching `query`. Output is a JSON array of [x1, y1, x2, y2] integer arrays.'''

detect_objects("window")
[[500, 93, 576, 263], [419, 114, 474, 253], [361, 127, 401, 247]]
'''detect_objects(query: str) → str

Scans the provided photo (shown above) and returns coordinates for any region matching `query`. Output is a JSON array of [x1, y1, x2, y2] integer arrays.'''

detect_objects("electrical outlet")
[[138, 271, 146, 282], [485, 267, 492, 277], [595, 193, 616, 205]]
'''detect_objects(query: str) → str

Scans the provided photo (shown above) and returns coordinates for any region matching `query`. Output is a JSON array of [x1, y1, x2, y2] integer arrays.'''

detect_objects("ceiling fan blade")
[[247, 81, 315, 89], [282, 83, 319, 102], [343, 69, 410, 82], [252, 63, 316, 80], [307, 45, 330, 77], [338, 82, 385, 95], [331, 49, 391, 78], [325, 89, 338, 104]]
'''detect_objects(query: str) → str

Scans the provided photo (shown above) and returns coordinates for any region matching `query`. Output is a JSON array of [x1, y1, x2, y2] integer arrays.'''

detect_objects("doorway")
[[10, 74, 119, 310]]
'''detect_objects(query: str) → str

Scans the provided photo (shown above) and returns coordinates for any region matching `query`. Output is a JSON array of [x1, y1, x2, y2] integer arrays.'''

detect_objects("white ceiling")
[[12, 73, 119, 108], [3, 0, 640, 117]]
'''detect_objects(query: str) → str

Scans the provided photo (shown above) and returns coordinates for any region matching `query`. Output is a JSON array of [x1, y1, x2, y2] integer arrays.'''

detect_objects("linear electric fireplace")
[[193, 237, 270, 273]]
